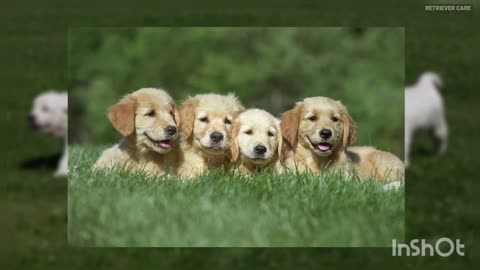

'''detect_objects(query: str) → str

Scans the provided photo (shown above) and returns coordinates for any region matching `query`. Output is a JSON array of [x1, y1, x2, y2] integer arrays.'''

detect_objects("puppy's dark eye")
[[146, 110, 155, 117], [267, 131, 274, 137], [331, 116, 339, 122], [224, 118, 231, 125], [170, 110, 175, 117], [199, 117, 209, 123], [308, 115, 317, 121], [245, 130, 253, 135]]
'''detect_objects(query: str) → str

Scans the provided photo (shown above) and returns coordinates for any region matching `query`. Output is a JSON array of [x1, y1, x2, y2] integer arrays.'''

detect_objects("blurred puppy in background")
[[28, 91, 68, 177], [405, 72, 448, 167], [230, 109, 284, 174], [177, 93, 245, 178]]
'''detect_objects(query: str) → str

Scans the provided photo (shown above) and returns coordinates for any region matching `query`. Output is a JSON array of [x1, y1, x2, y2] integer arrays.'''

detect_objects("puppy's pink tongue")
[[158, 142, 171, 149], [318, 144, 330, 151]]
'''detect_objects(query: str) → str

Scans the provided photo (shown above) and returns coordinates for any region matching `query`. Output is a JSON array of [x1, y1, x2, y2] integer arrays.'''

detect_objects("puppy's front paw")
[[383, 181, 402, 191]]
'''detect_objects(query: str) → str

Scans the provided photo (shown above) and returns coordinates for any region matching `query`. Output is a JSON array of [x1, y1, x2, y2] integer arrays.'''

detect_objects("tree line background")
[[69, 27, 404, 156]]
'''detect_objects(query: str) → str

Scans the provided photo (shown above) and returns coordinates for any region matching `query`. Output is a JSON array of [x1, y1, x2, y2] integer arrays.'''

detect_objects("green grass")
[[68, 146, 404, 247]]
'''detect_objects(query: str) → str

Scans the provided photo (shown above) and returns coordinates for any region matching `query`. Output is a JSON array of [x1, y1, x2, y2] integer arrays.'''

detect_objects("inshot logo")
[[392, 238, 465, 257]]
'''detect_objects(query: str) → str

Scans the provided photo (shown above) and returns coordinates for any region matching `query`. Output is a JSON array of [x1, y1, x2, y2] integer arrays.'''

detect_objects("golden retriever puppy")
[[280, 97, 357, 176], [230, 109, 284, 174], [177, 93, 245, 178], [94, 88, 180, 175], [347, 146, 404, 182]]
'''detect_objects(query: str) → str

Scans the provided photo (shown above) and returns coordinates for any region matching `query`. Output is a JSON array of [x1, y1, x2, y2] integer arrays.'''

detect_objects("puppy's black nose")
[[210, 132, 224, 143], [319, 129, 332, 139], [254, 145, 267, 155], [165, 125, 177, 136]]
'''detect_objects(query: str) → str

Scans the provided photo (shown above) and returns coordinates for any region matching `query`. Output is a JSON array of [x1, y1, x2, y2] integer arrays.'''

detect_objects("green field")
[[69, 146, 404, 247]]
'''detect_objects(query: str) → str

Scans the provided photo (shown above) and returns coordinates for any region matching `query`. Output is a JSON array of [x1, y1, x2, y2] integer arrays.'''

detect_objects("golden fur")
[[230, 109, 284, 174], [92, 89, 402, 182], [177, 93, 245, 178], [94, 88, 180, 175], [281, 97, 357, 176], [347, 146, 404, 182]]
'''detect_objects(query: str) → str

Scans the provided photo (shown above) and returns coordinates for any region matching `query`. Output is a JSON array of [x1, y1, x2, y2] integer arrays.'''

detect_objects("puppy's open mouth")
[[206, 145, 224, 152], [247, 156, 267, 161], [307, 137, 332, 152], [144, 133, 172, 150], [196, 138, 225, 152], [316, 143, 332, 152]]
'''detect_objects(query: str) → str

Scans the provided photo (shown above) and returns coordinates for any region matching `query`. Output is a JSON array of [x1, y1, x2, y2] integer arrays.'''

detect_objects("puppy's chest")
[[289, 151, 344, 173], [181, 150, 227, 171], [302, 156, 316, 169], [135, 153, 178, 174], [204, 156, 229, 169], [240, 159, 278, 174]]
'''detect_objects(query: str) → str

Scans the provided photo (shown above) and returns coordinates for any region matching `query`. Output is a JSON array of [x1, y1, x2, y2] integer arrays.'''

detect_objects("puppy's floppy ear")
[[229, 119, 241, 162], [178, 98, 197, 140], [171, 104, 180, 125], [280, 104, 302, 149], [108, 96, 137, 137], [341, 105, 358, 148], [275, 119, 284, 161]]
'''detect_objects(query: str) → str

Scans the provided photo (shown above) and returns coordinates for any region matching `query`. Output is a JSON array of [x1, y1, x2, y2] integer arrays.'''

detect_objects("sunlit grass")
[[68, 145, 404, 247]]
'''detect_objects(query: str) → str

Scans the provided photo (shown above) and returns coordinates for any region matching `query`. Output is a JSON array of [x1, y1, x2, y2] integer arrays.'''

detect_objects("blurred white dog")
[[28, 91, 68, 177], [405, 72, 448, 167]]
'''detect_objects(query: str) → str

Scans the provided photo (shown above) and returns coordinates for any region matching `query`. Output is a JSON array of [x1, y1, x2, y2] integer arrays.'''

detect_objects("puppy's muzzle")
[[308, 129, 334, 153], [319, 129, 332, 139], [254, 145, 267, 155], [210, 132, 224, 143], [165, 125, 177, 136]]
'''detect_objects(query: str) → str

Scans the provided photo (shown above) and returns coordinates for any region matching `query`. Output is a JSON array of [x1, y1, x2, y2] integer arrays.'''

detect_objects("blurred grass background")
[[0, 0, 476, 268], [69, 27, 404, 156]]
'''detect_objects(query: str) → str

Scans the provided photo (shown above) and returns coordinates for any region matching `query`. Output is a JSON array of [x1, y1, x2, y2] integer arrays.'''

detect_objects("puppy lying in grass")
[[94, 88, 180, 175], [230, 109, 284, 174], [281, 97, 357, 177], [347, 146, 404, 182], [177, 93, 245, 179], [281, 96, 404, 182], [91, 89, 402, 184], [28, 91, 68, 177]]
